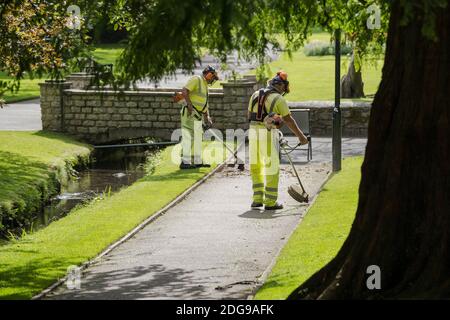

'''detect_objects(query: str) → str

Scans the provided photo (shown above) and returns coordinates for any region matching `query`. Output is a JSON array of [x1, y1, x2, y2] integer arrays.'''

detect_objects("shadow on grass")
[[257, 279, 283, 290], [31, 131, 91, 149], [142, 168, 204, 182], [0, 255, 83, 300], [0, 150, 50, 197], [0, 150, 56, 235]]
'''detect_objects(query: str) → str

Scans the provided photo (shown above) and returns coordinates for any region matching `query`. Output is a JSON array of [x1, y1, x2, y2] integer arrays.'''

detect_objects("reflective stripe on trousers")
[[249, 124, 280, 206]]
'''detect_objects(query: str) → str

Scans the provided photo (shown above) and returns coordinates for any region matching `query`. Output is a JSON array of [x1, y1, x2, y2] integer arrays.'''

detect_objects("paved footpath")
[[0, 99, 42, 131], [46, 163, 329, 299], [46, 138, 366, 300]]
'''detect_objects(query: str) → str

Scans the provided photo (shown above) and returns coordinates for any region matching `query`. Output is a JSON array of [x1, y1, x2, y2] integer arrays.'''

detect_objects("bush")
[[304, 41, 353, 56]]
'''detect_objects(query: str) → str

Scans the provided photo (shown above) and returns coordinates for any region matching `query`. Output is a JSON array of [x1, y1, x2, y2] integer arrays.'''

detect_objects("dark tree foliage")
[[105, 0, 390, 84], [108, 0, 319, 83], [0, 0, 94, 105]]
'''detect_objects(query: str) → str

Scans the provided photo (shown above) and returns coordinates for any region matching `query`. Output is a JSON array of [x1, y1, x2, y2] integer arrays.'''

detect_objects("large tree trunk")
[[340, 53, 365, 98], [289, 1, 449, 299]]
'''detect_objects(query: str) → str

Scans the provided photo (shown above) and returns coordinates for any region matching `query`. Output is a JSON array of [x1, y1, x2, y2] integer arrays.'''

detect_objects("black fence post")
[[332, 29, 342, 172]]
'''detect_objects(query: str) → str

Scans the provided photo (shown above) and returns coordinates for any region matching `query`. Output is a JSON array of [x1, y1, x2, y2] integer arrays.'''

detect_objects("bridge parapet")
[[40, 74, 258, 143]]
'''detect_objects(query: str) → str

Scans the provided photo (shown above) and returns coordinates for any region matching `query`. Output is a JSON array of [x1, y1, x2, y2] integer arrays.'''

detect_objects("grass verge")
[[0, 131, 91, 236], [0, 141, 226, 299], [254, 156, 363, 300]]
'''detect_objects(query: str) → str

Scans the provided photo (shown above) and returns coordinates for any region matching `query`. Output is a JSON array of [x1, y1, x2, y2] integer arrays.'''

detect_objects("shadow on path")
[[49, 264, 214, 300], [238, 206, 305, 220]]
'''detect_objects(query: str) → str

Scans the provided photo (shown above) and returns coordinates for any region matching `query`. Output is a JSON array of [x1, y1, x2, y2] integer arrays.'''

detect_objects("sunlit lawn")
[[1, 45, 125, 103], [263, 51, 382, 102], [255, 32, 382, 101]]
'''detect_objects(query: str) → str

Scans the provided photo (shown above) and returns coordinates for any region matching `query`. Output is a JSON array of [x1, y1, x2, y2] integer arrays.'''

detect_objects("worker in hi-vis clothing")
[[248, 71, 309, 210], [179, 65, 219, 169]]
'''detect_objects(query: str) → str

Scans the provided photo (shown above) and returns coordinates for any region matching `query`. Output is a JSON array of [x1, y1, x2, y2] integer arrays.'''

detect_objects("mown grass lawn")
[[0, 138, 227, 299], [254, 156, 363, 300], [90, 43, 125, 65], [1, 45, 125, 104], [246, 32, 383, 102], [0, 73, 42, 104], [266, 52, 382, 102]]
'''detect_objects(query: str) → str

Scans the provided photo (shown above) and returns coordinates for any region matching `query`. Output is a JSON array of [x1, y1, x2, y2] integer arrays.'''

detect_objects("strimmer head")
[[288, 184, 309, 203]]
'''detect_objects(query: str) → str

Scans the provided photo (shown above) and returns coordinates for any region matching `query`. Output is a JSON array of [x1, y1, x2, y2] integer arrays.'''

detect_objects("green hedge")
[[303, 41, 353, 56]]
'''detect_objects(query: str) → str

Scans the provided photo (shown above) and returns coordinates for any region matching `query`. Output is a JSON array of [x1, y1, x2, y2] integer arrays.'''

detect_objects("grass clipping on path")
[[255, 157, 363, 300], [0, 142, 225, 299]]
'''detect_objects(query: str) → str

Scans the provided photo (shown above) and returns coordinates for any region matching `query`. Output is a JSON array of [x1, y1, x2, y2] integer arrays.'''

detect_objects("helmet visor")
[[284, 81, 290, 94]]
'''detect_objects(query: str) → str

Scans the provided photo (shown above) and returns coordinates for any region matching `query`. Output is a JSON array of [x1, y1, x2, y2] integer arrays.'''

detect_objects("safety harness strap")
[[256, 89, 267, 121], [249, 89, 279, 122], [196, 75, 208, 113], [269, 95, 281, 113], [182, 105, 203, 120]]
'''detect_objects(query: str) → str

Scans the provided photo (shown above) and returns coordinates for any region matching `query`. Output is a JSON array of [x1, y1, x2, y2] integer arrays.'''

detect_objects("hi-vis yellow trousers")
[[249, 123, 280, 206], [181, 106, 203, 164]]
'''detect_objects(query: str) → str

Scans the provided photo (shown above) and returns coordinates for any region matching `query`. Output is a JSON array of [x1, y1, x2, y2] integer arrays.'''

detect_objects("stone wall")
[[40, 81, 72, 132], [40, 74, 372, 144], [40, 75, 258, 143], [288, 101, 372, 137]]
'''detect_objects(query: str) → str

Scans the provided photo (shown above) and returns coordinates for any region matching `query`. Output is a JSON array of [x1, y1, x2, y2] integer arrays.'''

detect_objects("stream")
[[32, 146, 157, 232]]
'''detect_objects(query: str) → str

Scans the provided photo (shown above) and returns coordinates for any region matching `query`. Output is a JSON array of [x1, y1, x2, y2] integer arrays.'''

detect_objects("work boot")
[[264, 202, 284, 210], [195, 163, 211, 168], [179, 162, 197, 169], [251, 202, 263, 208]]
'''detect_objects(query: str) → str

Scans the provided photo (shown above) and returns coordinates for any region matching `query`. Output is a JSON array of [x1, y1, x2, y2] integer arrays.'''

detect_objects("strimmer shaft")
[[281, 144, 307, 194]]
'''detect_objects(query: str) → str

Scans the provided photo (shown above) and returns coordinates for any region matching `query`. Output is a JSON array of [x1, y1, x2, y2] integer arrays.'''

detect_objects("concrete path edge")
[[246, 170, 334, 300], [32, 160, 228, 300]]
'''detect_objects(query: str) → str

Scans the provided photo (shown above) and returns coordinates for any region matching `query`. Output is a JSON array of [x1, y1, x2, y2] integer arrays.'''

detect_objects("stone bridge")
[[39, 73, 371, 144]]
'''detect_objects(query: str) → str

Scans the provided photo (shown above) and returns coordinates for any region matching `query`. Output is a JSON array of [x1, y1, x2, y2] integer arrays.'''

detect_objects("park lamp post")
[[332, 29, 342, 172]]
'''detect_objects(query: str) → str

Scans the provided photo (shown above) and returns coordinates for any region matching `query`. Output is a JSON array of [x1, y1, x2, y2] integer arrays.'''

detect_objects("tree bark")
[[340, 53, 365, 98], [289, 1, 450, 299]]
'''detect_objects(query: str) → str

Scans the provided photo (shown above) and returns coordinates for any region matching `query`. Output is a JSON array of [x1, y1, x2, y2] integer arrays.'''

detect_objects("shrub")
[[304, 40, 353, 56]]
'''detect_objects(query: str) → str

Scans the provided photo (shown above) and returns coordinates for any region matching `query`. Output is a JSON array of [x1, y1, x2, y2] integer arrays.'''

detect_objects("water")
[[32, 147, 155, 231]]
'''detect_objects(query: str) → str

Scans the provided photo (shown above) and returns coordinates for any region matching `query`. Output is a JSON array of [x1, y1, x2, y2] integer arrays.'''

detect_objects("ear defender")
[[273, 70, 290, 95], [203, 65, 219, 83], [205, 72, 214, 81]]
